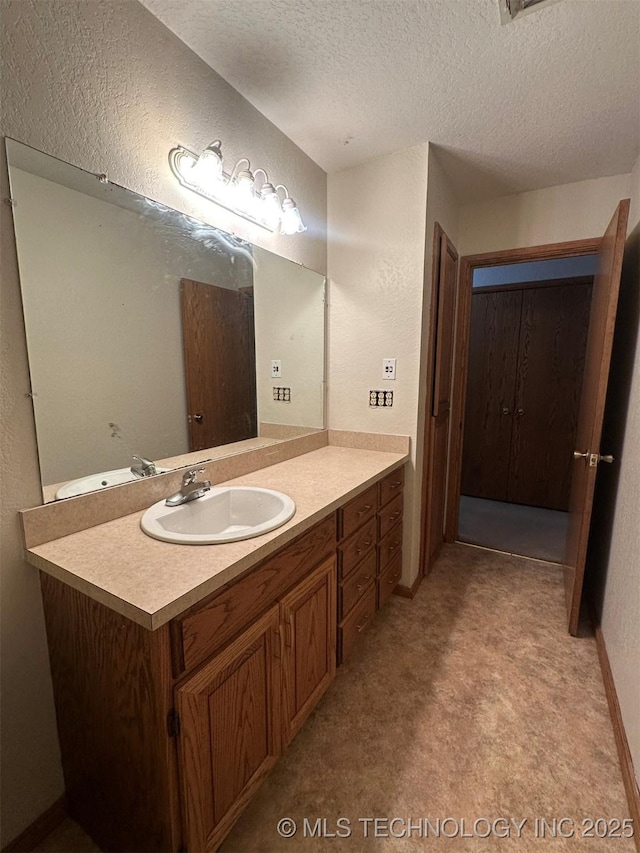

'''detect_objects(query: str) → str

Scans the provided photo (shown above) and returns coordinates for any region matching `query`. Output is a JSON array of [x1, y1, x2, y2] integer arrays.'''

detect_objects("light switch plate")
[[271, 360, 282, 378], [382, 358, 396, 380]]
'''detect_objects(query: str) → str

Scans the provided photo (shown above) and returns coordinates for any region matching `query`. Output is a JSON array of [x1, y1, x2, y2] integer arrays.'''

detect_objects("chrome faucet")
[[131, 455, 157, 478], [165, 469, 211, 507]]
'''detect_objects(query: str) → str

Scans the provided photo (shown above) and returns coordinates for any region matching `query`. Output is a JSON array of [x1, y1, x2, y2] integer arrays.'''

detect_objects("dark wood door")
[[280, 556, 336, 746], [180, 279, 257, 452], [176, 606, 281, 852], [461, 280, 592, 511], [460, 290, 522, 501], [509, 283, 592, 509], [565, 200, 629, 635], [420, 225, 459, 574]]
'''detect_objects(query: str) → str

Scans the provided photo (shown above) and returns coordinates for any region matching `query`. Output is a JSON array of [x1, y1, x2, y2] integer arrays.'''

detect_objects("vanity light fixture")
[[169, 141, 306, 235]]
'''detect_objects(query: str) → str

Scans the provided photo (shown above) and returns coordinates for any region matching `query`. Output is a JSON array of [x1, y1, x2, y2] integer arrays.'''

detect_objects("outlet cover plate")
[[369, 390, 393, 408], [382, 358, 396, 380], [273, 386, 291, 402], [271, 360, 282, 378]]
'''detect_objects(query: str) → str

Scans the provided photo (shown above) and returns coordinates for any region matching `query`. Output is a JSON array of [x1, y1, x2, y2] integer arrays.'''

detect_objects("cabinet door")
[[280, 556, 336, 746], [176, 606, 281, 852]]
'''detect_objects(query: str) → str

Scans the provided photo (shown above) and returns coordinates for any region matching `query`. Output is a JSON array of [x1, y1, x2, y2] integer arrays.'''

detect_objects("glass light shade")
[[191, 142, 223, 189], [259, 183, 283, 230], [281, 198, 306, 235], [233, 170, 257, 214]]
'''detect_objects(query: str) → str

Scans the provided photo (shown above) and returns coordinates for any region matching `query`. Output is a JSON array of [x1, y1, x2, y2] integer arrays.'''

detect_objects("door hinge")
[[167, 708, 181, 738]]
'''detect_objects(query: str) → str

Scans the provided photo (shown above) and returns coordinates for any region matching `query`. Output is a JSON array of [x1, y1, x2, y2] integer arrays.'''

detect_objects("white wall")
[[328, 144, 429, 585], [601, 153, 640, 788], [253, 249, 325, 430], [459, 174, 632, 255], [0, 0, 326, 844]]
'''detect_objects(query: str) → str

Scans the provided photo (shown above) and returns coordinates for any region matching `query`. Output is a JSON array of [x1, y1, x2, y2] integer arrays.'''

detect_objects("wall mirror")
[[6, 139, 325, 503]]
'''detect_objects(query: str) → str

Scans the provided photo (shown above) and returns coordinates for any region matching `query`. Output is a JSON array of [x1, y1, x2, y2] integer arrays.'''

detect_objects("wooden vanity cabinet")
[[280, 556, 336, 746], [376, 468, 404, 609], [176, 607, 282, 852], [176, 550, 336, 852], [337, 467, 405, 663], [38, 464, 404, 852]]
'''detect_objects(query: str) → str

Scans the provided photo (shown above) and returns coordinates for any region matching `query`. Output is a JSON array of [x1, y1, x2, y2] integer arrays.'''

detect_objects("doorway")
[[458, 257, 596, 563], [437, 200, 629, 636]]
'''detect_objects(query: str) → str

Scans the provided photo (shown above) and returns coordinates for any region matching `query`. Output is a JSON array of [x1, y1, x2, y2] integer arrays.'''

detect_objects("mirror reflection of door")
[[180, 279, 257, 451]]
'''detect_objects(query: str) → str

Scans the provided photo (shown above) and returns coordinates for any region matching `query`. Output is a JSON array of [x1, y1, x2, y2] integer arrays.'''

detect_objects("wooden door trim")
[[444, 236, 601, 544], [418, 223, 444, 577], [462, 237, 600, 268]]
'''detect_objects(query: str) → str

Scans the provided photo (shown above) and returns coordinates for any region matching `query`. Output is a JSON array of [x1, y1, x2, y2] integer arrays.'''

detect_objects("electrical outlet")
[[273, 386, 291, 402], [271, 360, 282, 378], [382, 358, 396, 380], [369, 390, 393, 408]]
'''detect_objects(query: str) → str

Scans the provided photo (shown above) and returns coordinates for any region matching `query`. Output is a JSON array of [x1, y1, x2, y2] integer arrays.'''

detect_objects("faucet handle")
[[182, 468, 205, 486], [131, 455, 157, 477]]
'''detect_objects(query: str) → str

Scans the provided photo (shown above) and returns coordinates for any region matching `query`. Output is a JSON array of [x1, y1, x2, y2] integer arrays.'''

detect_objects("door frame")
[[444, 236, 601, 543], [418, 223, 459, 578]]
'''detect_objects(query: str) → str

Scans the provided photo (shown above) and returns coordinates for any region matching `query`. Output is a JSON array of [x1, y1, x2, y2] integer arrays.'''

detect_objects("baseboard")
[[394, 573, 422, 600], [594, 624, 640, 852], [2, 795, 67, 852]]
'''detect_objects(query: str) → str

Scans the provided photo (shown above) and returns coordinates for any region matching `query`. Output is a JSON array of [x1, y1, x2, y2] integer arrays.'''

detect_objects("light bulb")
[[233, 169, 256, 213], [259, 183, 282, 231], [281, 197, 306, 235], [190, 141, 223, 189]]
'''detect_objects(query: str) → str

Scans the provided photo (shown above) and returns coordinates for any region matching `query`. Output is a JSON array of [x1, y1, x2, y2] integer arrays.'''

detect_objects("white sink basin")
[[140, 486, 296, 545], [56, 467, 170, 499]]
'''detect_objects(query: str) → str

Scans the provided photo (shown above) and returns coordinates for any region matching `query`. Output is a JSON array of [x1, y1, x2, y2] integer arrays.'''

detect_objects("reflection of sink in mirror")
[[5, 139, 326, 504], [140, 486, 296, 545], [56, 467, 170, 500]]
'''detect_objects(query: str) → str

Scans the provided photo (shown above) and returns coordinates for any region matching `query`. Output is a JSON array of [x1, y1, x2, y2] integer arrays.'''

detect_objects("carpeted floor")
[[458, 496, 569, 563], [35, 545, 631, 852]]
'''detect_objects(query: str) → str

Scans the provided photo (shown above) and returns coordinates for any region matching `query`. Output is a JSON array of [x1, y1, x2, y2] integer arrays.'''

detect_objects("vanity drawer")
[[377, 492, 403, 539], [378, 522, 403, 574], [338, 516, 377, 581], [172, 513, 336, 675], [338, 581, 376, 664], [377, 551, 402, 610], [379, 466, 405, 508], [339, 549, 376, 620], [339, 483, 378, 541]]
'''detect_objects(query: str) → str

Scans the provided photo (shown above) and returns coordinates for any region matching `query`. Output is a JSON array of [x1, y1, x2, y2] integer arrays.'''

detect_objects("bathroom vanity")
[[22, 443, 407, 852]]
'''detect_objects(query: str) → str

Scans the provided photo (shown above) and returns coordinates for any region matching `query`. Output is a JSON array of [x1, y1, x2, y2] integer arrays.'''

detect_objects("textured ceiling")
[[140, 0, 640, 201]]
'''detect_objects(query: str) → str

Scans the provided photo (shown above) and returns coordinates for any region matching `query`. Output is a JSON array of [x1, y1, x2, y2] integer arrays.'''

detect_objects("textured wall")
[[600, 153, 640, 788], [0, 0, 326, 844], [458, 174, 632, 255], [327, 144, 429, 585]]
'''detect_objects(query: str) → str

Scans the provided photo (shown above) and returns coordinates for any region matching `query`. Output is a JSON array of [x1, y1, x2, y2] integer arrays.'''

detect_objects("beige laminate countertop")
[[25, 446, 408, 630]]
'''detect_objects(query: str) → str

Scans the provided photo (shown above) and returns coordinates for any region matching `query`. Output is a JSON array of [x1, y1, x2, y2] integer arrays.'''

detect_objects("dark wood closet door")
[[460, 290, 522, 501], [508, 283, 592, 510]]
